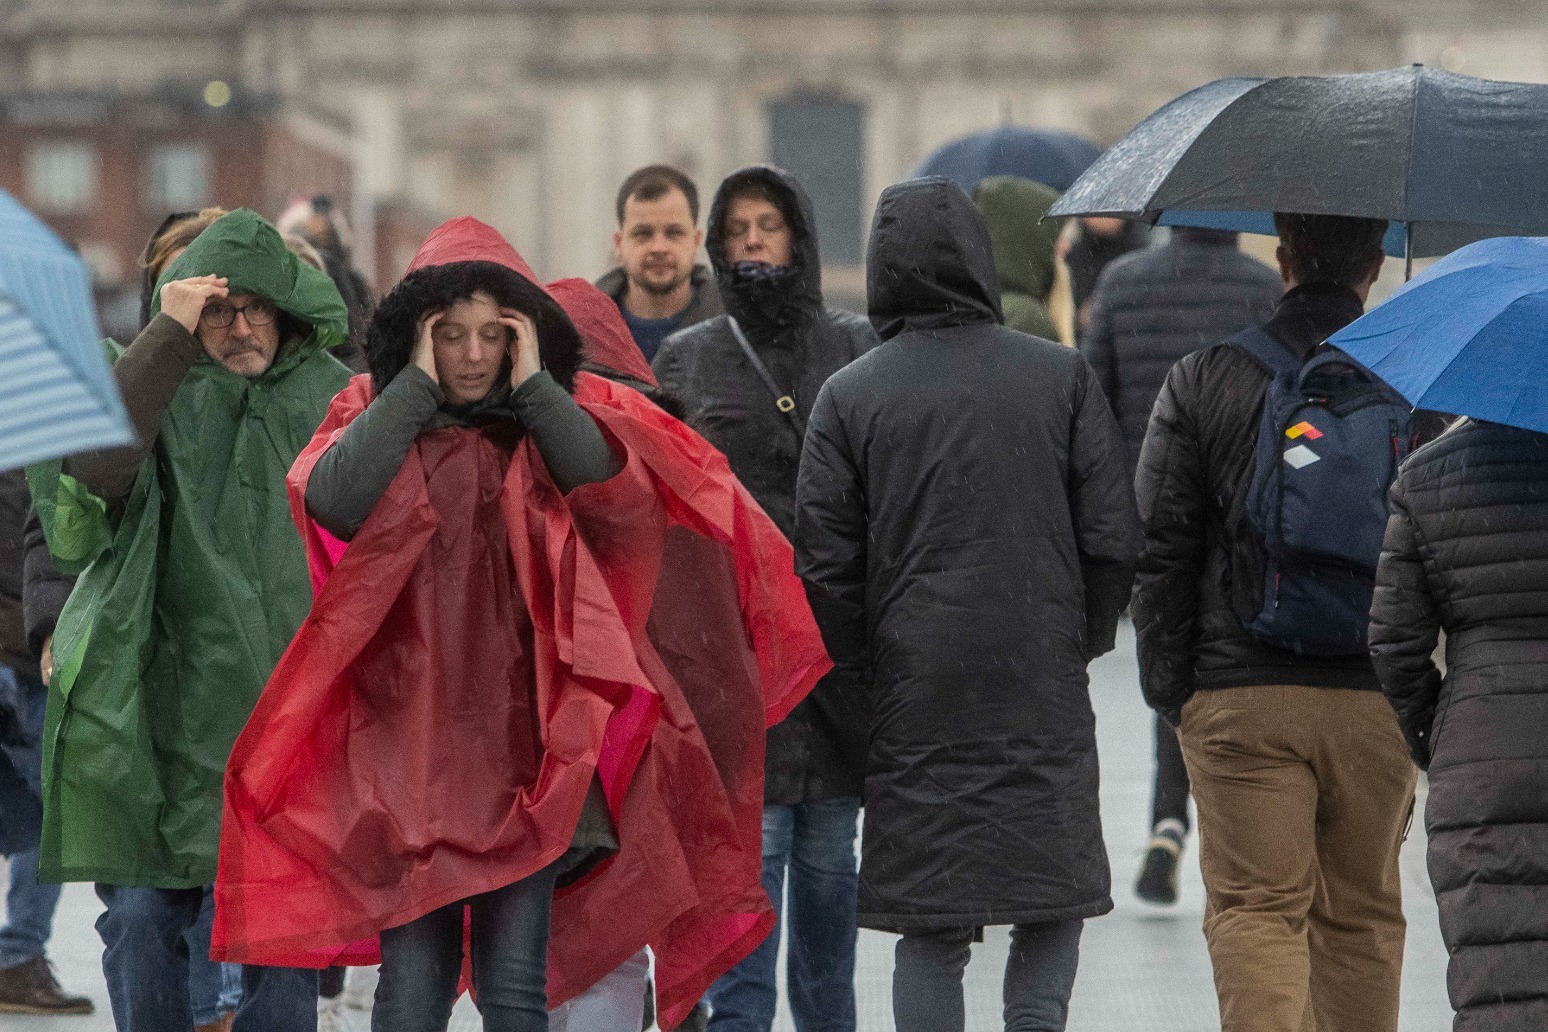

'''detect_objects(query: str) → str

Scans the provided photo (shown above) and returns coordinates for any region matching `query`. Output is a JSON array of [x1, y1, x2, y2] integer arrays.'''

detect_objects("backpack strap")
[[1227, 326, 1301, 379]]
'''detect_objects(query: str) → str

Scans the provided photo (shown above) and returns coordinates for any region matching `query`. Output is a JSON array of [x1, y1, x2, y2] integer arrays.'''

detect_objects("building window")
[[145, 143, 213, 212], [26, 140, 98, 213], [768, 96, 867, 265]]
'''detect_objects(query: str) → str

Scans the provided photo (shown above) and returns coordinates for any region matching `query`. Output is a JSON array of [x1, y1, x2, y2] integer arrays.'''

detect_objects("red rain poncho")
[[213, 221, 831, 1029]]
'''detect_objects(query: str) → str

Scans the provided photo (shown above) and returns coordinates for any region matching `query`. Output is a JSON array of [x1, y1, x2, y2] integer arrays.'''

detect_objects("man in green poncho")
[[28, 209, 353, 1032]]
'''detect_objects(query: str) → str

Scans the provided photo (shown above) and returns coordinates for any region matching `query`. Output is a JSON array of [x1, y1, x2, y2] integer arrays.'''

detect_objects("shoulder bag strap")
[[727, 316, 806, 437]]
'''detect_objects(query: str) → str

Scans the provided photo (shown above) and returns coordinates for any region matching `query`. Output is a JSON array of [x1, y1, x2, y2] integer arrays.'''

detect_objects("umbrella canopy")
[[913, 125, 1103, 194], [1050, 66, 1548, 259], [1329, 236, 1548, 432], [0, 189, 131, 471]]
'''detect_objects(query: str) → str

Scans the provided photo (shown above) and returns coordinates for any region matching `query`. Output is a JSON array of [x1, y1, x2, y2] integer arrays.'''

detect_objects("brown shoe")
[[197, 1015, 235, 1032], [0, 955, 94, 1014]]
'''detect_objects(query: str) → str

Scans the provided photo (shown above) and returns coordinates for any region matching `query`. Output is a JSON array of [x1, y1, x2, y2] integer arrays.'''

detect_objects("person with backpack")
[[1132, 212, 1419, 1032]]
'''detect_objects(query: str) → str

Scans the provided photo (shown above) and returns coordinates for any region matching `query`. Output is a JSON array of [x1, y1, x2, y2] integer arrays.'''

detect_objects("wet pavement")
[[4, 622, 1452, 1031]]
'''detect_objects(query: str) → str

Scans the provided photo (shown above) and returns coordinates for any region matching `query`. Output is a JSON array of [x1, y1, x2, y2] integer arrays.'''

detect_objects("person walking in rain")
[[1078, 226, 1281, 906], [795, 176, 1140, 1032], [26, 208, 353, 1031], [654, 164, 877, 1032], [971, 176, 1068, 343]]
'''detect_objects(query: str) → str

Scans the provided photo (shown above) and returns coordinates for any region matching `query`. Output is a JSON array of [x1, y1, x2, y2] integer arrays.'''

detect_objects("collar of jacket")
[[1264, 282, 1365, 359], [705, 166, 824, 343]]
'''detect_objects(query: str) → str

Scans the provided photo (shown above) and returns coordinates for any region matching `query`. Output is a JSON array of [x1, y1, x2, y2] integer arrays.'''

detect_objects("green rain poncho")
[[972, 176, 1067, 341], [27, 209, 352, 887]]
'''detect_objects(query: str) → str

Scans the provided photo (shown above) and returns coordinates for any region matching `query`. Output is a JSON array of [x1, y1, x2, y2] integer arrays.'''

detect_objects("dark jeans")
[[372, 863, 559, 1032], [706, 798, 860, 1032], [892, 920, 1083, 1032], [95, 884, 315, 1032], [1150, 714, 1192, 833], [0, 667, 56, 971]]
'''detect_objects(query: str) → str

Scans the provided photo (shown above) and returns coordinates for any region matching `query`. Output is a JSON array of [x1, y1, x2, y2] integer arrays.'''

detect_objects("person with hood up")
[[1368, 419, 1548, 1032], [210, 218, 833, 1032], [277, 195, 376, 372], [971, 176, 1068, 343], [795, 177, 1141, 1032], [653, 164, 878, 1032], [26, 208, 355, 1031]]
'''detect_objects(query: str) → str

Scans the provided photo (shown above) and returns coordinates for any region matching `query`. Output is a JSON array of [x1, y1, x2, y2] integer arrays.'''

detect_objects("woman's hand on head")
[[414, 311, 442, 383], [502, 309, 542, 386]]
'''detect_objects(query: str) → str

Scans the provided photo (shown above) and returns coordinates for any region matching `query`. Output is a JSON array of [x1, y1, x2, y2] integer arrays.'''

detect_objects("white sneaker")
[[318, 996, 354, 1032], [343, 965, 379, 1011]]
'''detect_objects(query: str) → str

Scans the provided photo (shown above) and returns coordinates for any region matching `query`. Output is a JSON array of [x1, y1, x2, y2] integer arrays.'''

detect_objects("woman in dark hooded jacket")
[[795, 177, 1139, 1032], [1369, 419, 1548, 1032]]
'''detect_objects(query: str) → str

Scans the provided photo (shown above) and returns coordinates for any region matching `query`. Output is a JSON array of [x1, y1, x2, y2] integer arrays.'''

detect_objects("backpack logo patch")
[[1283, 443, 1321, 469], [1285, 421, 1323, 440]]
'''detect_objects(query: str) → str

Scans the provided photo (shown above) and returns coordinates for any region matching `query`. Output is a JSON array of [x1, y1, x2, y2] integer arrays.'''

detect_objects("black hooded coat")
[[654, 166, 878, 805], [794, 178, 1141, 930]]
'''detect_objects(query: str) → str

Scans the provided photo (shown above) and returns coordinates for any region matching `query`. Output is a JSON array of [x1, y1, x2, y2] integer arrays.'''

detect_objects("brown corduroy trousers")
[[1179, 686, 1418, 1032]]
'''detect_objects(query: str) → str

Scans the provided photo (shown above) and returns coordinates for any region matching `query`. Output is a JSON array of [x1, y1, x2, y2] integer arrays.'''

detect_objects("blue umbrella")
[[1329, 236, 1548, 433], [0, 189, 132, 471], [913, 125, 1104, 194]]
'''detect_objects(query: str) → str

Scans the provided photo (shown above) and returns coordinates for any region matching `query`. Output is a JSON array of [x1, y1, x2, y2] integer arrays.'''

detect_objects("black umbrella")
[[1049, 66, 1548, 272]]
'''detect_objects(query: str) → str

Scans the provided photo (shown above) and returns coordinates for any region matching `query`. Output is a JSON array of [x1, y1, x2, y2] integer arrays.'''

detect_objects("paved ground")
[[5, 622, 1453, 1031]]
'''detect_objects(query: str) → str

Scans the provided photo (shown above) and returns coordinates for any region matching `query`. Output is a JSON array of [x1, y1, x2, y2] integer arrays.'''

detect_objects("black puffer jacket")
[[1369, 420, 1548, 1032], [654, 166, 878, 805], [1080, 228, 1282, 475], [1132, 285, 1385, 724], [0, 470, 28, 670], [796, 177, 1139, 930]]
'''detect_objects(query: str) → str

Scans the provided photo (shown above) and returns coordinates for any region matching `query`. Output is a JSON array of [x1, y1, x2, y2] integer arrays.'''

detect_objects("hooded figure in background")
[[212, 219, 831, 1032], [27, 207, 353, 1030], [277, 195, 376, 372], [971, 176, 1067, 343], [795, 177, 1140, 1032], [653, 165, 877, 1032]]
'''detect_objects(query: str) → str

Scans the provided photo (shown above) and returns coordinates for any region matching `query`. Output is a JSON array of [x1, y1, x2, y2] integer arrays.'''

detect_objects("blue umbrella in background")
[[0, 189, 132, 471], [913, 125, 1104, 194], [1329, 236, 1548, 433]]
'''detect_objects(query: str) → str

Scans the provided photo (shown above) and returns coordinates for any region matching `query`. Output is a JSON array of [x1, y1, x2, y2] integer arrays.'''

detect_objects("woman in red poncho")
[[212, 220, 831, 1031]]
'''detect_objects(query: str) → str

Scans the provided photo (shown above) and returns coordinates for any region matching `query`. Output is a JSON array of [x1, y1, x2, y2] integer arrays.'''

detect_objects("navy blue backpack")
[[1231, 327, 1414, 656]]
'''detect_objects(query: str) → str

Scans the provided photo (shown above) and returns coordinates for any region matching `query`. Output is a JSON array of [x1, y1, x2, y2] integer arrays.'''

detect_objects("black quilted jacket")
[[1369, 420, 1548, 1030]]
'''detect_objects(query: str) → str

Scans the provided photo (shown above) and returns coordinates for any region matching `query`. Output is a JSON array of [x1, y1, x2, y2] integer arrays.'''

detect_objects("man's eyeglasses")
[[201, 299, 278, 329]]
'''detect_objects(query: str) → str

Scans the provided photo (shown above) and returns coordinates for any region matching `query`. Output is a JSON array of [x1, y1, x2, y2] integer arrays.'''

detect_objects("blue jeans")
[[189, 887, 244, 1025], [0, 667, 57, 971], [96, 884, 316, 1032], [373, 863, 560, 1032], [706, 799, 860, 1032]]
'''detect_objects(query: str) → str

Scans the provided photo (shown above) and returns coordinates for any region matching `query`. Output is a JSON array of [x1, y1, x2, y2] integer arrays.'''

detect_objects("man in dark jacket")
[[796, 177, 1139, 1032], [654, 165, 877, 1032], [596, 165, 722, 362], [1079, 227, 1281, 907], [0, 471, 92, 1013], [1132, 213, 1417, 1032]]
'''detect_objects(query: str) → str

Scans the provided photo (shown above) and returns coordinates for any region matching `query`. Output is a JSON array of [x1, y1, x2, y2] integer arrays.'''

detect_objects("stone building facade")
[[2, 0, 1543, 295]]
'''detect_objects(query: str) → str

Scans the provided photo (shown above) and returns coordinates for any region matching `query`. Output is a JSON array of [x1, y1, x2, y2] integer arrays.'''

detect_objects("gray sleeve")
[[63, 313, 204, 505], [305, 365, 443, 541], [511, 372, 621, 494]]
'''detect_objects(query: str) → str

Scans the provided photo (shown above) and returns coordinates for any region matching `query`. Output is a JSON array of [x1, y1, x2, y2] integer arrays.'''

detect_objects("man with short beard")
[[596, 165, 722, 361]]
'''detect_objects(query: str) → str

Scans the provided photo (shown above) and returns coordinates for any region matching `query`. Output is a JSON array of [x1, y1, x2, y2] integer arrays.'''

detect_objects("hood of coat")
[[867, 177, 1004, 342], [153, 208, 349, 378], [705, 165, 824, 341], [972, 176, 1064, 303], [546, 277, 658, 387], [367, 217, 581, 396]]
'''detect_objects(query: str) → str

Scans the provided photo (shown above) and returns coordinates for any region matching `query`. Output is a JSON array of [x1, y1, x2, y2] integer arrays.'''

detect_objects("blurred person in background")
[[0, 472, 93, 1015], [1077, 226, 1281, 907], [655, 165, 877, 1032], [1061, 216, 1150, 336], [278, 195, 376, 373], [971, 176, 1069, 343], [596, 165, 723, 362]]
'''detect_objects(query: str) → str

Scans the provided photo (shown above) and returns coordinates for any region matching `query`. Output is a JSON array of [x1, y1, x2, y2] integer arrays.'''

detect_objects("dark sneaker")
[[0, 955, 94, 1014], [1135, 821, 1186, 906], [678, 1000, 710, 1032]]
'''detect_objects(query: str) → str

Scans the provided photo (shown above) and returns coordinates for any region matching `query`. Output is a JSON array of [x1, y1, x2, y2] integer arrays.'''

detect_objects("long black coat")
[[795, 178, 1140, 930], [654, 166, 878, 805], [1369, 420, 1548, 1031]]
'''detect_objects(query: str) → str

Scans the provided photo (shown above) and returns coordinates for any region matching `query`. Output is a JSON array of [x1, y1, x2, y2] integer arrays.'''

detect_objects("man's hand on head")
[[159, 275, 229, 334]]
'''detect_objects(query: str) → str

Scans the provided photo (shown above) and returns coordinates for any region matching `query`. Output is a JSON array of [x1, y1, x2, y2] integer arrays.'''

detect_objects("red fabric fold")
[[214, 371, 829, 1030]]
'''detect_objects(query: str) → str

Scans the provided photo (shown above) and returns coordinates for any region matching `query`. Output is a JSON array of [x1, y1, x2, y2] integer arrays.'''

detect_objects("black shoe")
[[1135, 822, 1185, 906], [0, 955, 94, 1014], [678, 1001, 710, 1032]]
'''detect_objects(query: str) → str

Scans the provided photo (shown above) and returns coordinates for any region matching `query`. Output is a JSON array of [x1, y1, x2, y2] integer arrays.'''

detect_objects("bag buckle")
[[776, 396, 796, 413]]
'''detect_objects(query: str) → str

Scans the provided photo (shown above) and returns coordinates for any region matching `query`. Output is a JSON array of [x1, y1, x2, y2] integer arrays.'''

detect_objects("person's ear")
[[694, 227, 705, 252], [612, 229, 624, 262], [1276, 245, 1295, 289]]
